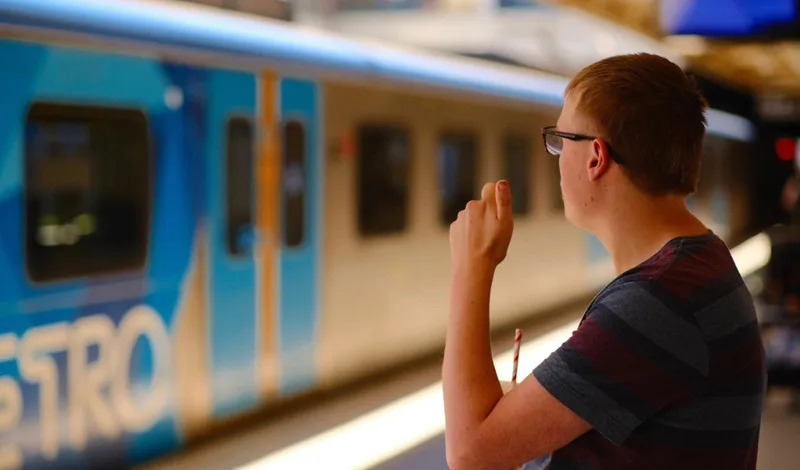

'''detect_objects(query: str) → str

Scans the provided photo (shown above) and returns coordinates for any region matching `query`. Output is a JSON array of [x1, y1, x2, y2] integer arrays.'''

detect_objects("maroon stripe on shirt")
[[569, 313, 694, 409]]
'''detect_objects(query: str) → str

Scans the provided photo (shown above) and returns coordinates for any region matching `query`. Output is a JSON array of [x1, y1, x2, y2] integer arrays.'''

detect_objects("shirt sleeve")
[[532, 281, 709, 445]]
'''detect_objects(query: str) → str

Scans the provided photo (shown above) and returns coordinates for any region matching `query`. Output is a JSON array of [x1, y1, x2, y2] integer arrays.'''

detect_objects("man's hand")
[[449, 181, 514, 275]]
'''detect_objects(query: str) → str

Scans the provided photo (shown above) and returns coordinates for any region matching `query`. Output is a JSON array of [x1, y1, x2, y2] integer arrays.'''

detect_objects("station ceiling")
[[544, 0, 800, 96]]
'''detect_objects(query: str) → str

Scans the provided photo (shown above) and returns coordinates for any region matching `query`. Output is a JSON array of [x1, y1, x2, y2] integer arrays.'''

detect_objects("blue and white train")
[[0, 0, 758, 468]]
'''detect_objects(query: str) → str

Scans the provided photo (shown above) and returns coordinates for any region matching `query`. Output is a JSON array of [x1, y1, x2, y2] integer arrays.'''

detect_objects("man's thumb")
[[496, 180, 512, 220]]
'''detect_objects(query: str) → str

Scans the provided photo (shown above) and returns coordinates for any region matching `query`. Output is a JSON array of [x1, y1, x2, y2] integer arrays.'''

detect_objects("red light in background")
[[340, 131, 355, 161], [776, 138, 796, 161]]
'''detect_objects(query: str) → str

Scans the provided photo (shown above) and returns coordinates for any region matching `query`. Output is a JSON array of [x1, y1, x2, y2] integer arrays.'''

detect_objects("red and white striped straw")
[[511, 328, 522, 387], [510, 328, 523, 470]]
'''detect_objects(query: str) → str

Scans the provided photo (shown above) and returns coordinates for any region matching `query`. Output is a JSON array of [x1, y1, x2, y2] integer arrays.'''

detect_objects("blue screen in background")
[[661, 0, 797, 37]]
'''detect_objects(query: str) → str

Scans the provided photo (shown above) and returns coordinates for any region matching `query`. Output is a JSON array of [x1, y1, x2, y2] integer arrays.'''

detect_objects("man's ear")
[[587, 139, 612, 182]]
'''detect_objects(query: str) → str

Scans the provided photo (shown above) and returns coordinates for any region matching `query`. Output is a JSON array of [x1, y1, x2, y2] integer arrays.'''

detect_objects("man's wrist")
[[452, 259, 496, 284]]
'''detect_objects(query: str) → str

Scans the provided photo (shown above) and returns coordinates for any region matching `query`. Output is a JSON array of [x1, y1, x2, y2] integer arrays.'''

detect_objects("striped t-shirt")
[[527, 231, 766, 470]]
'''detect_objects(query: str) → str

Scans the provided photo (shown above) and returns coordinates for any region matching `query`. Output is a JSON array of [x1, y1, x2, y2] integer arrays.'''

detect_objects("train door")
[[206, 70, 259, 419], [278, 77, 321, 395]]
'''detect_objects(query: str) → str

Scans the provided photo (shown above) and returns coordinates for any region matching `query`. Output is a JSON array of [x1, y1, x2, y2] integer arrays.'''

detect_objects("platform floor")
[[374, 388, 800, 470], [756, 389, 800, 470]]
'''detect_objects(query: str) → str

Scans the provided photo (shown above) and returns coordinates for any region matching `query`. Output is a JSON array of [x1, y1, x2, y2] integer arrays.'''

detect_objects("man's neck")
[[593, 194, 709, 276]]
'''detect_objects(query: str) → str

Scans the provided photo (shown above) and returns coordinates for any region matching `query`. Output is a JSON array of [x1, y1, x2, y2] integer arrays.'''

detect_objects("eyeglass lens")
[[544, 132, 562, 156]]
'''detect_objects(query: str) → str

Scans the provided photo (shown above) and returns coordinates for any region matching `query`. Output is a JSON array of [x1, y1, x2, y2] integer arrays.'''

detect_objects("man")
[[443, 53, 766, 470]]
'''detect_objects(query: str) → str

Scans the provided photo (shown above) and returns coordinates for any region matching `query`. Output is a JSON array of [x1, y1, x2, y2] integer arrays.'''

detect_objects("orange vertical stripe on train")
[[259, 71, 279, 399]]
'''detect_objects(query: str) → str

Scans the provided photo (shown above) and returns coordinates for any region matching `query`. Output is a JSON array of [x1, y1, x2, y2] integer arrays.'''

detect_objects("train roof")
[[0, 0, 753, 141]]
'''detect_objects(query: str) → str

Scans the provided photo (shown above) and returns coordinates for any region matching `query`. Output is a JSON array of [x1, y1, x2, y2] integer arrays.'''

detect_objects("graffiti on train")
[[0, 305, 172, 469]]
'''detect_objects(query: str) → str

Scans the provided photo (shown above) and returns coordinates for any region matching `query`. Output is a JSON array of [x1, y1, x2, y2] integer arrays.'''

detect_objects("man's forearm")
[[443, 264, 504, 460]]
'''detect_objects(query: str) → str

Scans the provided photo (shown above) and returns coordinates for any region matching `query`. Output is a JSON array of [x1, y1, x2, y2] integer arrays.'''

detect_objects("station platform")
[[137, 232, 799, 470]]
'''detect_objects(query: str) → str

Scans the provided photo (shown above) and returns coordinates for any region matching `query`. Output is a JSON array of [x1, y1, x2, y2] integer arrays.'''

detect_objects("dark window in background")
[[502, 133, 533, 215], [283, 120, 306, 248], [357, 124, 411, 236], [226, 116, 255, 256], [439, 131, 478, 225], [25, 102, 151, 283]]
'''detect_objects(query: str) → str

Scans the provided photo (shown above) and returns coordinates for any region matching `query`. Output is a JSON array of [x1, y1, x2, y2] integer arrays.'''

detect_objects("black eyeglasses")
[[541, 126, 624, 164]]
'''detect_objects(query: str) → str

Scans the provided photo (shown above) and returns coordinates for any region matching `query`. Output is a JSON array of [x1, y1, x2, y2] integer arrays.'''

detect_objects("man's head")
[[549, 53, 708, 229]]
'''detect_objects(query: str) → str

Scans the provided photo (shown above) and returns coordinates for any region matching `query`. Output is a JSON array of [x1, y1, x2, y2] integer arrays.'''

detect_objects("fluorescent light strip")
[[235, 233, 771, 470], [731, 232, 770, 279], [705, 108, 756, 142]]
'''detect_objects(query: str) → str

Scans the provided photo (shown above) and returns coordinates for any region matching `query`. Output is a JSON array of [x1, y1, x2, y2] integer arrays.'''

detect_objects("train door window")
[[25, 102, 151, 283], [357, 124, 410, 236], [439, 131, 478, 225], [226, 116, 255, 256], [502, 133, 532, 216], [283, 120, 306, 248]]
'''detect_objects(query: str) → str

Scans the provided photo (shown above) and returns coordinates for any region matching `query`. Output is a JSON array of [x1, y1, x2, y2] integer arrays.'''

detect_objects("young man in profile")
[[443, 53, 766, 470]]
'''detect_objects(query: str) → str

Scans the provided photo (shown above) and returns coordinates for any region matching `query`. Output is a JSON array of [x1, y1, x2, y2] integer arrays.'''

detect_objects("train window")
[[439, 131, 478, 225], [226, 116, 255, 256], [357, 124, 410, 236], [24, 102, 151, 283], [502, 133, 532, 215], [283, 120, 306, 248]]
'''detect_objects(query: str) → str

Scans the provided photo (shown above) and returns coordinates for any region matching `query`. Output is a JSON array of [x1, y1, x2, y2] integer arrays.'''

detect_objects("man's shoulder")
[[632, 234, 743, 302], [592, 234, 755, 344], [633, 233, 737, 284]]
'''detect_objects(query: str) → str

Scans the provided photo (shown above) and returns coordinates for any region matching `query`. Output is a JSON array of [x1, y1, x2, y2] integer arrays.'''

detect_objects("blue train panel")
[[0, 37, 185, 469], [0, 36, 269, 469]]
